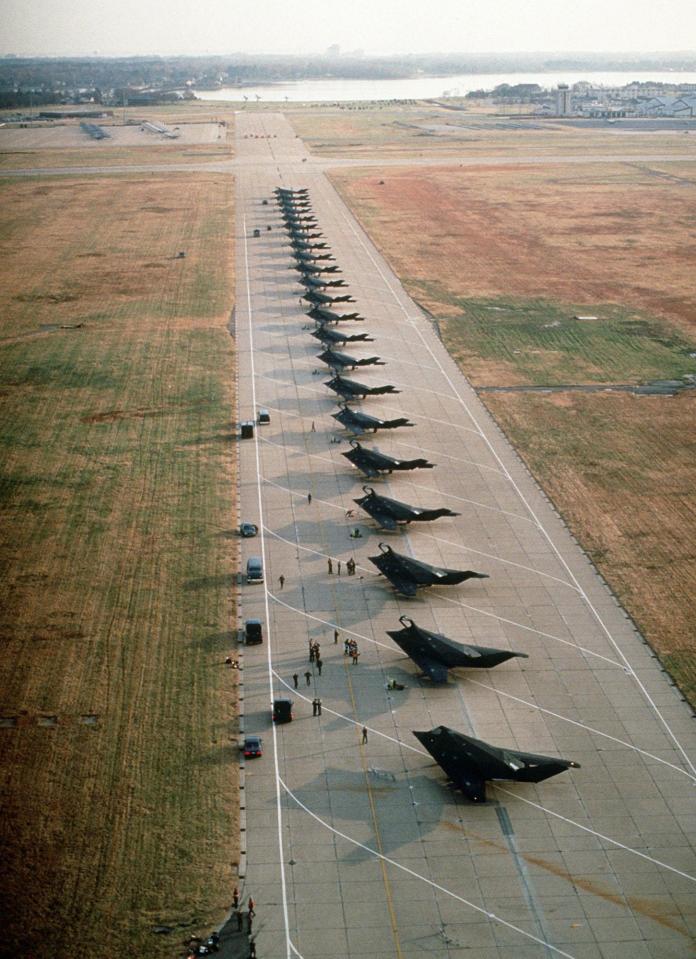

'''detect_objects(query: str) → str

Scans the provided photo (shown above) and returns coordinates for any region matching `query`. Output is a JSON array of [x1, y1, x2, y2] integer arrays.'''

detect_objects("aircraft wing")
[[355, 356, 385, 366], [455, 774, 488, 803], [332, 409, 366, 435], [382, 571, 418, 597], [343, 449, 391, 478], [408, 652, 449, 684], [355, 498, 399, 530], [359, 464, 381, 479]]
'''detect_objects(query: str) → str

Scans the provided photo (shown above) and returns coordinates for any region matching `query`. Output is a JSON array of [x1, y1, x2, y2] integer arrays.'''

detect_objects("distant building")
[[556, 84, 572, 116], [674, 95, 696, 117], [325, 44, 340, 58], [641, 96, 683, 116]]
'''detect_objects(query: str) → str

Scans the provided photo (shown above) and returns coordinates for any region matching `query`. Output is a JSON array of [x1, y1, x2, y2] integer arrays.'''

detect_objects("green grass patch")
[[433, 294, 696, 386]]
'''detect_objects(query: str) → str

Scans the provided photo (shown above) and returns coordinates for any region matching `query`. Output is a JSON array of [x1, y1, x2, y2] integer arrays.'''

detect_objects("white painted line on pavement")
[[242, 213, 302, 959], [401, 479, 535, 523], [414, 529, 580, 591], [261, 475, 347, 513], [433, 592, 625, 668], [278, 778, 576, 959], [390, 438, 507, 474]]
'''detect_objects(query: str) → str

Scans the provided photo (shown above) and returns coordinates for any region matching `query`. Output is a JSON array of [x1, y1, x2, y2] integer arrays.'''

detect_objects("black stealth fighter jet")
[[291, 261, 340, 274], [325, 375, 399, 400], [309, 307, 363, 323], [303, 290, 355, 306], [317, 349, 384, 371], [342, 440, 433, 479], [368, 542, 488, 597], [278, 197, 312, 209], [298, 275, 348, 290], [286, 228, 325, 241], [387, 615, 527, 682], [290, 238, 330, 251], [292, 249, 335, 263], [311, 326, 374, 346], [353, 486, 458, 530], [282, 214, 318, 226], [333, 408, 414, 437], [275, 188, 309, 199], [413, 726, 580, 803]]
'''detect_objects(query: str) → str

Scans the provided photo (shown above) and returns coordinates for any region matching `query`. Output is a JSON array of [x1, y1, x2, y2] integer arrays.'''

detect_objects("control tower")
[[556, 84, 572, 115]]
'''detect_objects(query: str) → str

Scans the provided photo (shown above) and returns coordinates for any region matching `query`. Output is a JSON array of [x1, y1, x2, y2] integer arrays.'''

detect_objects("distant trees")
[[2, 52, 696, 107]]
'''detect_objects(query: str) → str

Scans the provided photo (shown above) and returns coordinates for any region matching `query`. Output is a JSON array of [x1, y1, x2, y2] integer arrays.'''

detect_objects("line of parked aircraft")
[[271, 186, 580, 802]]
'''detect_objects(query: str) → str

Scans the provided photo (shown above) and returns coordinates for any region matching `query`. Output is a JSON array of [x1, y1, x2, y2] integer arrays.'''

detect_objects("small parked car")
[[246, 556, 264, 583], [240, 522, 258, 538], [243, 735, 263, 758], [258, 408, 271, 424]]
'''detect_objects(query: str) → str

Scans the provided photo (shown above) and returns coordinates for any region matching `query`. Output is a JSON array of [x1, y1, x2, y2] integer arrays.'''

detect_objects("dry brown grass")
[[331, 160, 696, 704], [0, 142, 233, 170], [332, 162, 696, 335], [0, 172, 239, 957], [485, 391, 696, 656]]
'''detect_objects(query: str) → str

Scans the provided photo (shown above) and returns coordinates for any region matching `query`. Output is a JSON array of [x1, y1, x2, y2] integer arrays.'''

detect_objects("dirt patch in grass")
[[332, 160, 696, 706], [0, 172, 238, 958]]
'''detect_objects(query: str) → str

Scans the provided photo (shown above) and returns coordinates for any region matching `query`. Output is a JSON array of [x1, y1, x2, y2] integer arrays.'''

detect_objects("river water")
[[198, 70, 696, 103]]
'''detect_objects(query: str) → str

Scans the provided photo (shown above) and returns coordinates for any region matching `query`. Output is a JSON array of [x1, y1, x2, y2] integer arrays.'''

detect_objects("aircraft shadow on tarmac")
[[256, 428, 312, 448], [251, 365, 299, 382], [256, 342, 304, 356], [271, 577, 395, 624], [256, 322, 294, 335], [254, 398, 326, 418], [286, 767, 447, 859], [269, 470, 357, 498]]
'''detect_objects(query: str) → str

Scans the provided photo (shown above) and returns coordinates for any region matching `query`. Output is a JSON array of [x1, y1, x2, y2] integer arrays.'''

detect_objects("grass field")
[[332, 162, 696, 334], [0, 172, 238, 957], [484, 391, 696, 702], [436, 298, 696, 386], [289, 104, 695, 159], [331, 161, 696, 705], [0, 141, 234, 170]]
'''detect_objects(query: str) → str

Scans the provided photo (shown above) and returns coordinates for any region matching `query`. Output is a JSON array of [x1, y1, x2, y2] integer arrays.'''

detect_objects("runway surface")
[[1, 151, 695, 178], [233, 112, 696, 958]]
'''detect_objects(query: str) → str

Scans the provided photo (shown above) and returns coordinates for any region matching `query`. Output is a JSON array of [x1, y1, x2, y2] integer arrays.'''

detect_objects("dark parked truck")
[[272, 699, 293, 724], [245, 619, 263, 645]]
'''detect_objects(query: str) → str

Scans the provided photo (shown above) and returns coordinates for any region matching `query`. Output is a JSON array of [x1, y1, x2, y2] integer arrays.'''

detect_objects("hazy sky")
[[2, 0, 696, 57]]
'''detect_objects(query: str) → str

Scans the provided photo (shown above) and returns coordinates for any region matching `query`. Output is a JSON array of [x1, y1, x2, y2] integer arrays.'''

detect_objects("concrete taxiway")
[[233, 112, 696, 959]]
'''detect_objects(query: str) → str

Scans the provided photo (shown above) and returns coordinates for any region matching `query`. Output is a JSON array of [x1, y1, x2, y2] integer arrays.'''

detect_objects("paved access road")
[[233, 112, 696, 959]]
